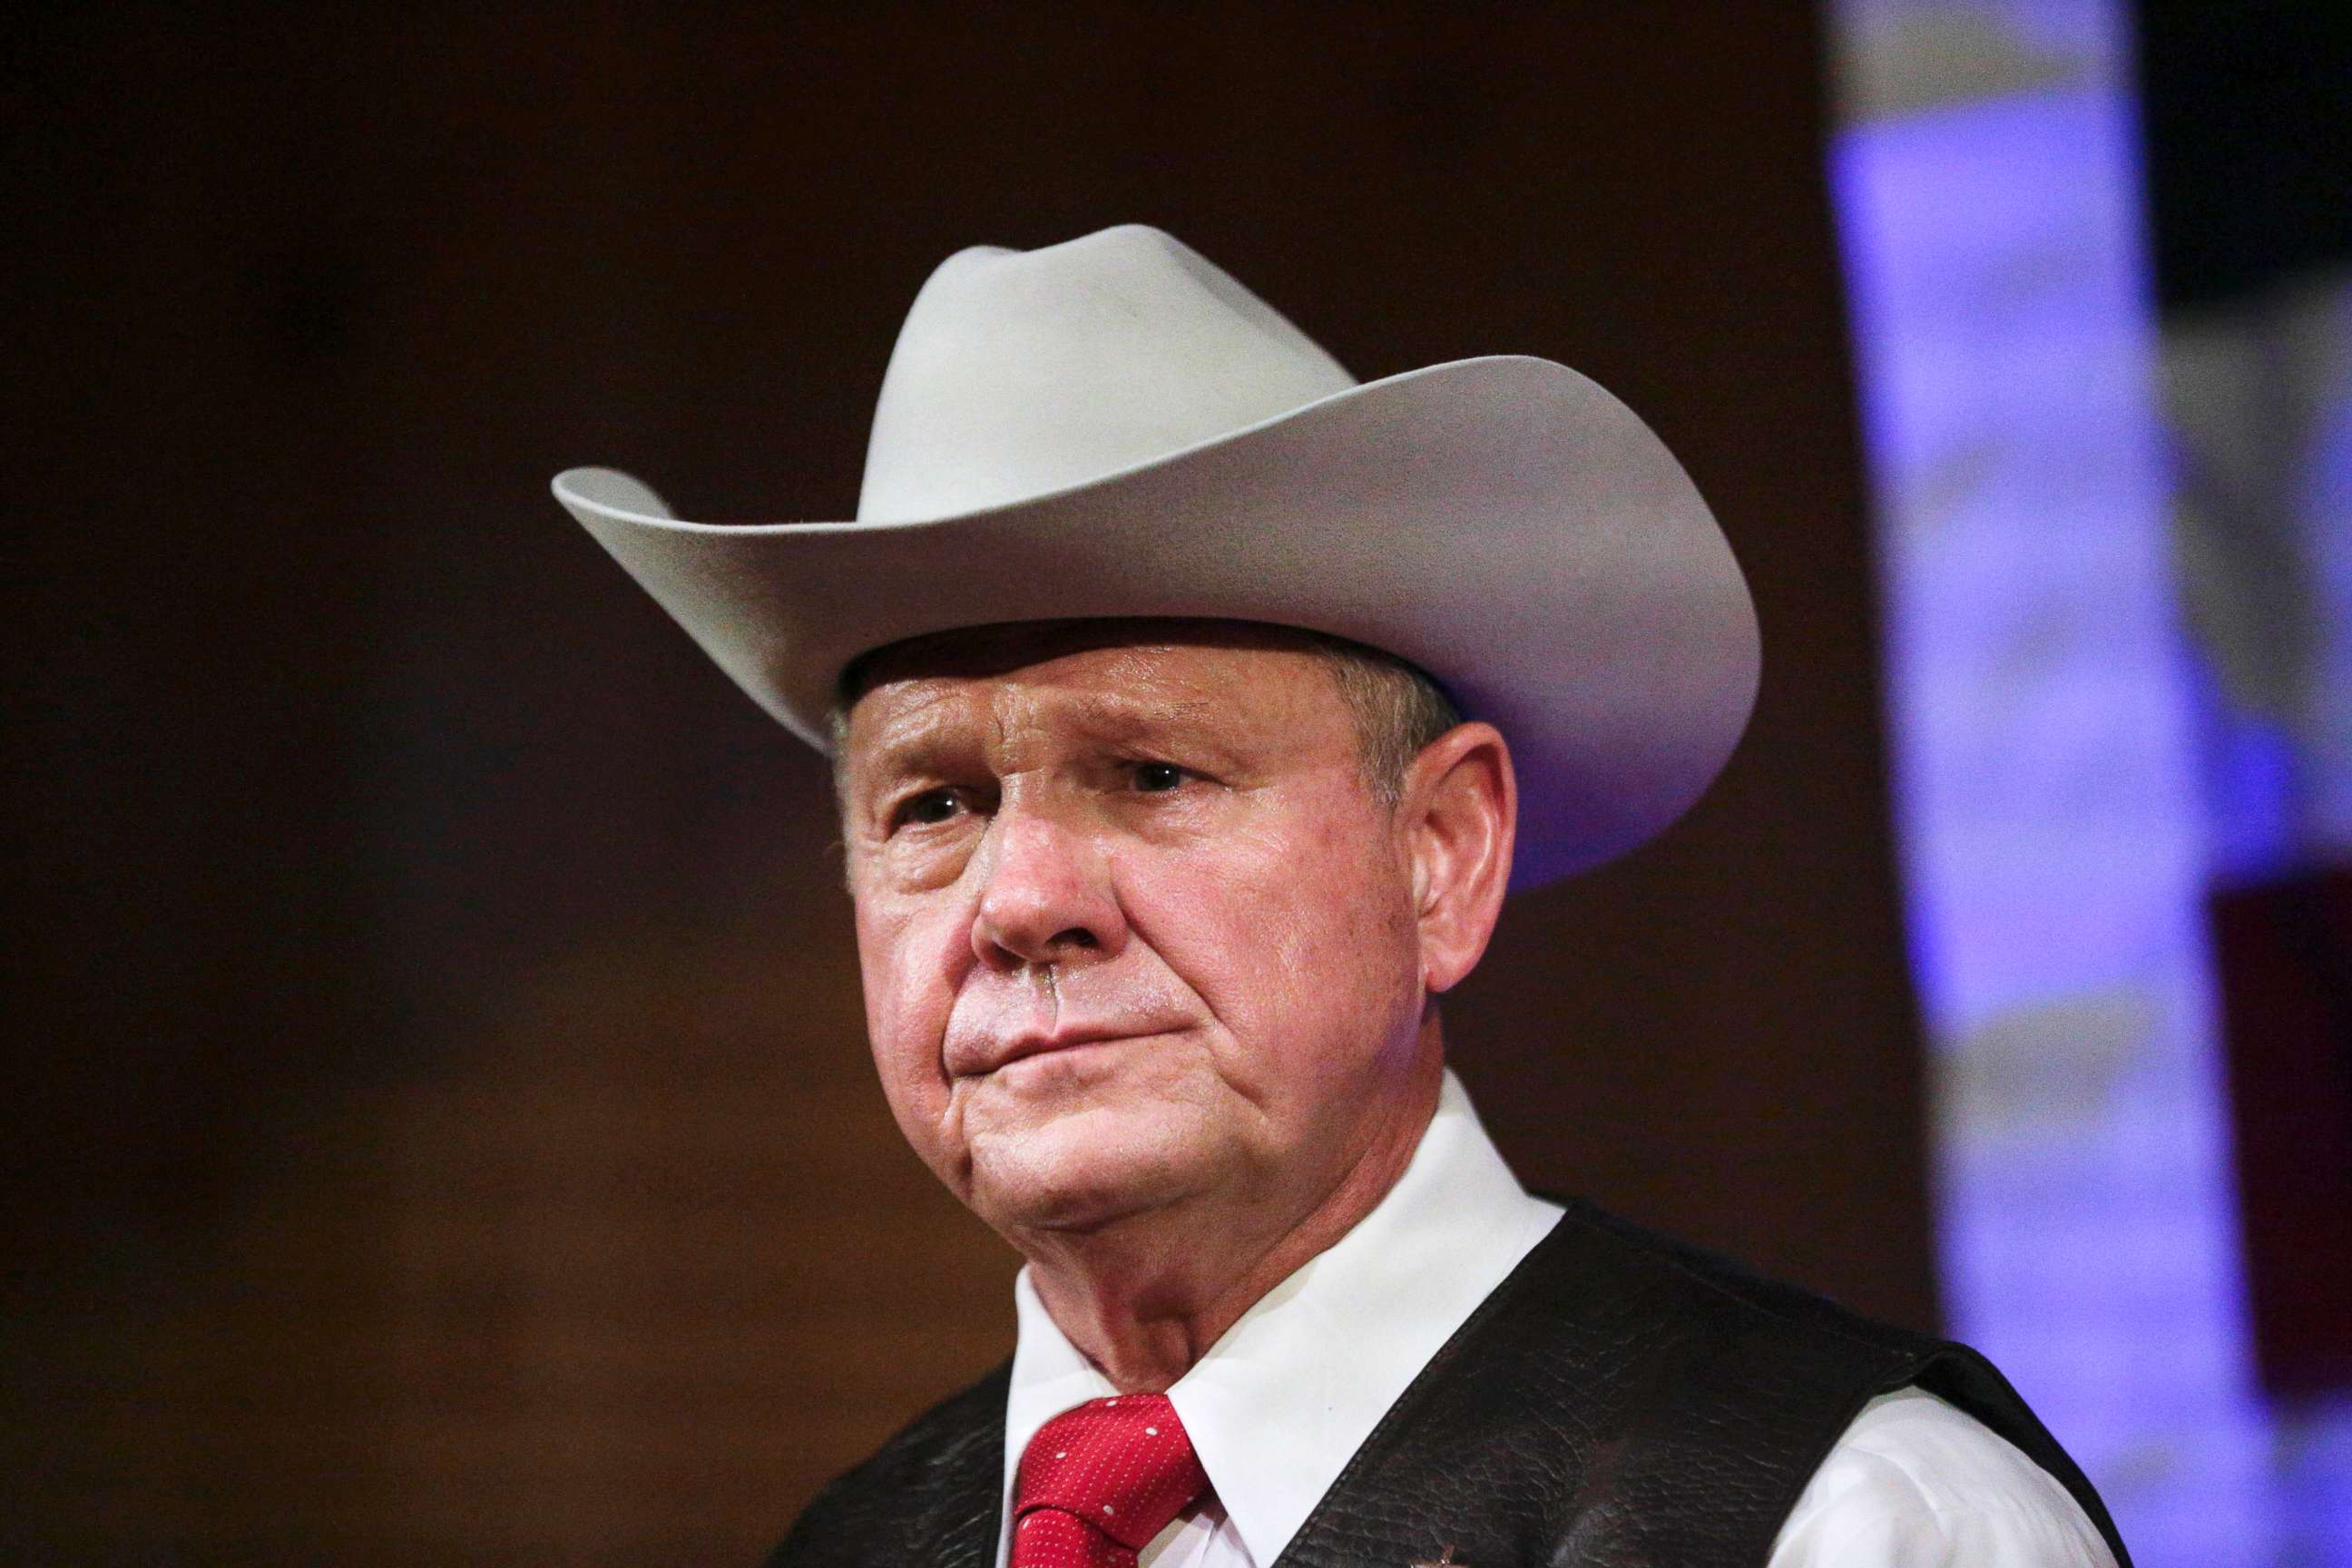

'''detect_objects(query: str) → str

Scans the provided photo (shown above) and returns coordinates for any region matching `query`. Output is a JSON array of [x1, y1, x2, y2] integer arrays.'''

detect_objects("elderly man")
[[555, 227, 2130, 1566]]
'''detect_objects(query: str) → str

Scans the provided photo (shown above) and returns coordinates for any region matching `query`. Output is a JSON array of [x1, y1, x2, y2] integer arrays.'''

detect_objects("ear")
[[1398, 721, 1516, 995]]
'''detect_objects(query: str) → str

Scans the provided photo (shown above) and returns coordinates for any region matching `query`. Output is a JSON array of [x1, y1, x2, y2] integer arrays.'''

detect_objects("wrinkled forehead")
[[832, 618, 1364, 783]]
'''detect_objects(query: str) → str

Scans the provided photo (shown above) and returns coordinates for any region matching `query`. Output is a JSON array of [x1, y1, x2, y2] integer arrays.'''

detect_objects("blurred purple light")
[[1822, 1, 2316, 1558]]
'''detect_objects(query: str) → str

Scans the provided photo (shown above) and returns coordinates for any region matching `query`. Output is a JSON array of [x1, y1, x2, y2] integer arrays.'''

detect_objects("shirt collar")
[[998, 1068, 1563, 1567]]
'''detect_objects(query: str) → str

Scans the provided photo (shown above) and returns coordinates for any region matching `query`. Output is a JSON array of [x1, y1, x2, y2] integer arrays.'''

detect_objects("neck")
[[1020, 1032, 1446, 1392]]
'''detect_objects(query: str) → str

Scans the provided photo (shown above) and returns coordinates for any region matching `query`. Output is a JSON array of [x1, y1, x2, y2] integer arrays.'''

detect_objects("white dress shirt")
[[996, 1070, 2117, 1567]]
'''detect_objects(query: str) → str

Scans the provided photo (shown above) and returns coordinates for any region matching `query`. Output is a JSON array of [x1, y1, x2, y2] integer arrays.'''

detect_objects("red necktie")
[[1010, 1394, 1210, 1567]]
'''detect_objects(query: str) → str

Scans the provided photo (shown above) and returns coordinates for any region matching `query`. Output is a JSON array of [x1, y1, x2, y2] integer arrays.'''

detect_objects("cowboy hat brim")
[[553, 354, 1759, 891]]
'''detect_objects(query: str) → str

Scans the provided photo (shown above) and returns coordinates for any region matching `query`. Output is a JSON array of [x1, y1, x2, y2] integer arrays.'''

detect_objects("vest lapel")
[[911, 1382, 1007, 1566], [1269, 1208, 1623, 1568]]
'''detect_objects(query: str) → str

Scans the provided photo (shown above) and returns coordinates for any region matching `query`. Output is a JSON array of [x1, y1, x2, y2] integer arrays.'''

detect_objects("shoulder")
[[1495, 1203, 2126, 1563], [1539, 1200, 1947, 1367], [763, 1360, 1011, 1568], [1769, 1387, 2121, 1567]]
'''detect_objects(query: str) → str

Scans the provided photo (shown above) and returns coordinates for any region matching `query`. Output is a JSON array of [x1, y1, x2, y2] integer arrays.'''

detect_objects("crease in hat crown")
[[858, 225, 1359, 522]]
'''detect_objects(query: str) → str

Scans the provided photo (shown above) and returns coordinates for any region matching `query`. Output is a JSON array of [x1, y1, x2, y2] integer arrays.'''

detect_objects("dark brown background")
[[2, 7, 1926, 1564]]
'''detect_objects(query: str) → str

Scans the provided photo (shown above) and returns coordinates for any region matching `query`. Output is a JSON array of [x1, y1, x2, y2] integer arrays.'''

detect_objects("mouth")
[[951, 1024, 1168, 1080]]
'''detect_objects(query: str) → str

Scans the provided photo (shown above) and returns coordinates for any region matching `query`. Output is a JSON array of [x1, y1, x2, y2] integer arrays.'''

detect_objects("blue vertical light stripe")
[[1823, 1, 2284, 1560]]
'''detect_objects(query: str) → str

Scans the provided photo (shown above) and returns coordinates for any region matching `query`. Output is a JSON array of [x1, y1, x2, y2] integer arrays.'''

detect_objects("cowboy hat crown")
[[861, 225, 1356, 521], [554, 224, 1759, 889]]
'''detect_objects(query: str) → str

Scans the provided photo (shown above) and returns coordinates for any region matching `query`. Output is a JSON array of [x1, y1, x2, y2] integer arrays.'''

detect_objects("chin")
[[963, 1102, 1215, 1236]]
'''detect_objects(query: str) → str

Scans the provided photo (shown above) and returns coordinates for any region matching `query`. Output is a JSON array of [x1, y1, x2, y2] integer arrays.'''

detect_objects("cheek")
[[1259, 806, 1415, 976], [1137, 809, 1418, 1080], [1274, 859, 1420, 1064], [852, 897, 962, 1127]]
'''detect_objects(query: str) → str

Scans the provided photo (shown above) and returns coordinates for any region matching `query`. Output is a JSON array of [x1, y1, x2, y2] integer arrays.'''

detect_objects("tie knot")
[[1013, 1394, 1208, 1558]]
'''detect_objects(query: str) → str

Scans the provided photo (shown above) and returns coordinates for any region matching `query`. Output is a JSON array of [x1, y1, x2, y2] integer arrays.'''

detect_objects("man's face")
[[838, 622, 1432, 1243]]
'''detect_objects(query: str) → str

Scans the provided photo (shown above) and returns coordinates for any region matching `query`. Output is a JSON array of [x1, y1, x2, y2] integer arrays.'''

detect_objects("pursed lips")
[[945, 1022, 1172, 1079]]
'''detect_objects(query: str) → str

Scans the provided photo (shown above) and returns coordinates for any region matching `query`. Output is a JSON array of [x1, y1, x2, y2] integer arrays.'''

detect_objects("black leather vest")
[[766, 1200, 2132, 1566]]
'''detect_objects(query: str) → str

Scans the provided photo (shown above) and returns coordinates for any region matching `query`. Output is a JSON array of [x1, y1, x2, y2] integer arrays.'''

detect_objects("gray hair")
[[1304, 633, 1464, 806]]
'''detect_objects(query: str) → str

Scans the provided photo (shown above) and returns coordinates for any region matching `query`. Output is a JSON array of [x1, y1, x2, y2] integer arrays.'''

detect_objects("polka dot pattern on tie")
[[1010, 1394, 1209, 1567]]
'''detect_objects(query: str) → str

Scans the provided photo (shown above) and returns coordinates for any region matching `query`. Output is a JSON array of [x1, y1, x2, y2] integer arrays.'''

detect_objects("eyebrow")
[[1057, 690, 1226, 739], [849, 701, 974, 788]]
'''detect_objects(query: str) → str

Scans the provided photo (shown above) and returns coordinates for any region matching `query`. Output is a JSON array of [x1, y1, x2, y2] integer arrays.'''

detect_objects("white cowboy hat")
[[554, 224, 1759, 890]]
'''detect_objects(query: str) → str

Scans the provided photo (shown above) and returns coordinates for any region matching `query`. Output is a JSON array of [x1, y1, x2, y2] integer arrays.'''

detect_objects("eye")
[[1132, 761, 1189, 793], [891, 786, 968, 829]]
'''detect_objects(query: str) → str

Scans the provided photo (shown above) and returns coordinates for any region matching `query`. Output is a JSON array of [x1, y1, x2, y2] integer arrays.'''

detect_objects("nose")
[[970, 805, 1127, 971]]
